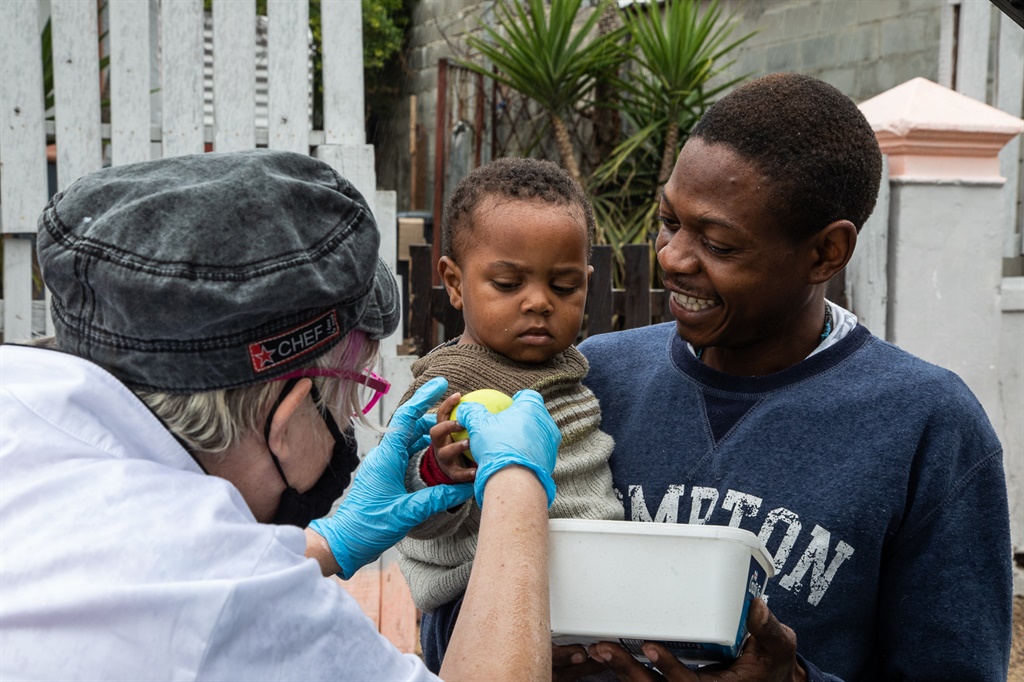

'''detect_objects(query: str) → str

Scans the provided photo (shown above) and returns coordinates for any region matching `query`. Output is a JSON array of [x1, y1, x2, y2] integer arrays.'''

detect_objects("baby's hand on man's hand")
[[429, 392, 478, 483]]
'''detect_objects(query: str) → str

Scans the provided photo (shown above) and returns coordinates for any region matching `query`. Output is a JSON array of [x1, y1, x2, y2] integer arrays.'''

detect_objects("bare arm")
[[440, 465, 551, 681], [304, 528, 339, 576]]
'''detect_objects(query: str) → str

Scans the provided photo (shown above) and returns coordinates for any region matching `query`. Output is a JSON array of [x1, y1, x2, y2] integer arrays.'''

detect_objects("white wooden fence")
[[0, 0, 394, 344], [0, 0, 419, 646]]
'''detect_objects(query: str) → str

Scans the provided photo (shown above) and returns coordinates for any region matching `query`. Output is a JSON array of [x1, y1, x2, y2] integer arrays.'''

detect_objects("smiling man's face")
[[657, 138, 825, 375]]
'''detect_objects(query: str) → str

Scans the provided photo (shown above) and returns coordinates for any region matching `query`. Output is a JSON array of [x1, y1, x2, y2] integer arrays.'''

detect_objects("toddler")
[[394, 157, 624, 671]]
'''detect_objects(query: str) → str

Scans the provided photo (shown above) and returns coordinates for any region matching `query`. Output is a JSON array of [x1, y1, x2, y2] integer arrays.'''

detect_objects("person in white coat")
[[0, 149, 559, 681]]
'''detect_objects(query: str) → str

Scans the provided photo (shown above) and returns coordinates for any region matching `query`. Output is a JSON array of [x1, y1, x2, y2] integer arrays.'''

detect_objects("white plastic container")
[[549, 519, 775, 666]]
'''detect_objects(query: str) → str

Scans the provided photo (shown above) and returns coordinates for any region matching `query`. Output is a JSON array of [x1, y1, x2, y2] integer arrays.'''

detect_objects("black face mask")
[[264, 378, 360, 528]]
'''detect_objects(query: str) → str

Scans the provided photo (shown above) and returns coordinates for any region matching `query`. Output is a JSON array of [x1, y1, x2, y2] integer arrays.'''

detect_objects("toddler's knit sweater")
[[395, 342, 623, 612]]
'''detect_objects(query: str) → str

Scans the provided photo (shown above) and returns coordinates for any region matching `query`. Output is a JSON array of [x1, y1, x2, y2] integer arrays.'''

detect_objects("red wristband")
[[420, 445, 456, 486]]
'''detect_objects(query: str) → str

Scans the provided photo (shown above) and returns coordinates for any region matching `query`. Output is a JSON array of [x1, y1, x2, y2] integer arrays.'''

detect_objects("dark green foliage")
[[458, 0, 754, 280]]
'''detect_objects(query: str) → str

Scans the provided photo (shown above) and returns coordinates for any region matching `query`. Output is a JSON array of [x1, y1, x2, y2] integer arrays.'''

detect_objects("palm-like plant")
[[458, 0, 624, 184], [589, 0, 753, 260], [617, 0, 752, 188], [454, 0, 752, 282]]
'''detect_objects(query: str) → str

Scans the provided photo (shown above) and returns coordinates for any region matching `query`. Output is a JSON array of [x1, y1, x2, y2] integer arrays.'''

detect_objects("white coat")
[[0, 345, 436, 681]]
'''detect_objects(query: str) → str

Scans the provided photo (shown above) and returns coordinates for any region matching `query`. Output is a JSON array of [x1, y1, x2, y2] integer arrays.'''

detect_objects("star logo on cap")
[[250, 344, 273, 371], [248, 310, 341, 374]]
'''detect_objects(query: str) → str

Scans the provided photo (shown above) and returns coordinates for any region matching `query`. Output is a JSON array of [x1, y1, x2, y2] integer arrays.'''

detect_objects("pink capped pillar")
[[858, 77, 1023, 423]]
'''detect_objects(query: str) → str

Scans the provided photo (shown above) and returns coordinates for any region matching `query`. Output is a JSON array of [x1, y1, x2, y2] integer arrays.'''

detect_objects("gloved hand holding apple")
[[451, 389, 515, 461], [429, 388, 556, 507]]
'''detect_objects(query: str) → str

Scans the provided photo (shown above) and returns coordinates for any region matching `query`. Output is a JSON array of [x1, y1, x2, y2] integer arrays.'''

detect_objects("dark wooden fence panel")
[[587, 245, 615, 337], [406, 243, 671, 354], [408, 244, 434, 355], [622, 244, 651, 329]]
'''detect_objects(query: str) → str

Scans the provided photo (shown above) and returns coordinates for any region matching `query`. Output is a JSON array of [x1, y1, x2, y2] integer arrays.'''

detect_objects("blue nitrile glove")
[[309, 377, 474, 579], [457, 389, 560, 508]]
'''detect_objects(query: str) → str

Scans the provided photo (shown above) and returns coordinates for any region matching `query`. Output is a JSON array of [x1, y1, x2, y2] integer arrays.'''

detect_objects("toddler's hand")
[[429, 392, 478, 483]]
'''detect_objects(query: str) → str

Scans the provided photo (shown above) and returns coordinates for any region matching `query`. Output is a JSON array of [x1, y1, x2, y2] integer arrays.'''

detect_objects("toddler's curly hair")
[[441, 157, 595, 261]]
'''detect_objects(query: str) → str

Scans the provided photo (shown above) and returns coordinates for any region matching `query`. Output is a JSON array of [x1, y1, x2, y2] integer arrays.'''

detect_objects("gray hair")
[[29, 332, 380, 456]]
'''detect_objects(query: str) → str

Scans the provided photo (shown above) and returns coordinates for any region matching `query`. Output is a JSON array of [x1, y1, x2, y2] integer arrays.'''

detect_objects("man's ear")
[[266, 378, 313, 462], [808, 220, 857, 285], [438, 256, 465, 311]]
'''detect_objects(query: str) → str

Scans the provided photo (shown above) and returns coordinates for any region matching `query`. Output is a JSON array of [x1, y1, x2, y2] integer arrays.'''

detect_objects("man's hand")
[[553, 643, 607, 681], [585, 600, 807, 682]]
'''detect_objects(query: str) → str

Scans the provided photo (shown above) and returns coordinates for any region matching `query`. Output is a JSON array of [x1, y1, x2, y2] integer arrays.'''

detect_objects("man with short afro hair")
[[575, 72, 1012, 681]]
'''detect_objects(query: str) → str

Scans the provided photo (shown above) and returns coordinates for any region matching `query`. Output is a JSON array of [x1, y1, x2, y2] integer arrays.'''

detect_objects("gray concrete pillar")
[[859, 77, 1023, 424]]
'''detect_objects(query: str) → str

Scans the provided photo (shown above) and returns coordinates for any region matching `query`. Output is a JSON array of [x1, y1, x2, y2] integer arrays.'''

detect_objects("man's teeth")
[[672, 292, 717, 312]]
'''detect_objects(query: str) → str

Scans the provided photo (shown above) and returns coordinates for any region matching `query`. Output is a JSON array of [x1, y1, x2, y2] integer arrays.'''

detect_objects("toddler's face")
[[443, 196, 591, 363]]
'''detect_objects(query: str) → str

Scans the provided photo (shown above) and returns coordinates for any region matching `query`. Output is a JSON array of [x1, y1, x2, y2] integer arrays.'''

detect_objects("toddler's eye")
[[492, 280, 519, 291], [551, 284, 579, 295]]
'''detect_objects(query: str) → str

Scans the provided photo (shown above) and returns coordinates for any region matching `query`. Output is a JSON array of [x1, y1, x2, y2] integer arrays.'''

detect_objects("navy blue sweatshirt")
[[577, 322, 1012, 681]]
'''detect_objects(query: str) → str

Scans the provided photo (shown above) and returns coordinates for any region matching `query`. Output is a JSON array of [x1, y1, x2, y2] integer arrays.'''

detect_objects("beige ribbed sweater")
[[395, 342, 624, 613]]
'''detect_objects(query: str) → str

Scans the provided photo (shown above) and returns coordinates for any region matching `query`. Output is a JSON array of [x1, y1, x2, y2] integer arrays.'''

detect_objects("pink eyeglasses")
[[275, 367, 391, 415]]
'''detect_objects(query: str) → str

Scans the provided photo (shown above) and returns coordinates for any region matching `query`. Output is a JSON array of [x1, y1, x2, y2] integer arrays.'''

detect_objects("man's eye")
[[656, 215, 680, 231], [702, 239, 735, 256]]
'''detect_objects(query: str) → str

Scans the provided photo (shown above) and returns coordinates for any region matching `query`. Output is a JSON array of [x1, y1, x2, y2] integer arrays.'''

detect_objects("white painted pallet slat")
[[375, 190, 398, 277], [1, 239, 36, 343], [321, 0, 364, 145], [267, 0, 311, 153], [1, 0, 50, 342], [109, 0, 153, 166], [375, 190, 400, 358], [996, 14, 1024, 258], [212, 0, 256, 151], [956, 0, 992, 103], [161, 0, 205, 158], [52, 0, 104, 190], [0, 300, 48, 337], [44, 286, 53, 336], [1, 0, 49, 235], [48, 0, 102, 344], [314, 144, 376, 215], [848, 157, 890, 341]]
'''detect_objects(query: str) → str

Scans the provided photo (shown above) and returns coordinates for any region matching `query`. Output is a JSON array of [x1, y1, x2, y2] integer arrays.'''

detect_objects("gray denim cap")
[[37, 149, 399, 393]]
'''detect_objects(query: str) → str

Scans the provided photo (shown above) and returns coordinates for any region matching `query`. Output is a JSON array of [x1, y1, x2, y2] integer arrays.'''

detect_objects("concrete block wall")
[[376, 0, 486, 208], [380, 0, 951, 212], [713, 0, 944, 104]]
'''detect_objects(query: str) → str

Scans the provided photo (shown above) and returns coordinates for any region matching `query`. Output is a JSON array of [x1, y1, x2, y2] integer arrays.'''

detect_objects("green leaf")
[[460, 0, 624, 120], [586, 0, 755, 275]]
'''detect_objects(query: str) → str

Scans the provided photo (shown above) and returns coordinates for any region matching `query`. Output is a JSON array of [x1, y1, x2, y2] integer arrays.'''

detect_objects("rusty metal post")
[[474, 71, 484, 169], [432, 58, 448, 286]]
